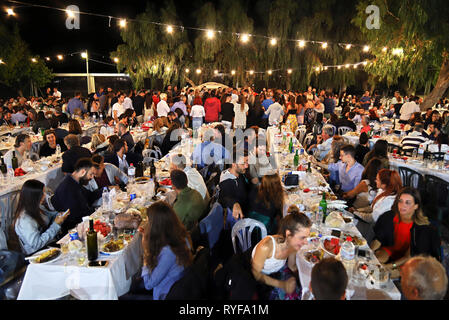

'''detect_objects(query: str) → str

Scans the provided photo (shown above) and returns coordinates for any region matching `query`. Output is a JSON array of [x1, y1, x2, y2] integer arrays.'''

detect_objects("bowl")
[[320, 235, 341, 257]]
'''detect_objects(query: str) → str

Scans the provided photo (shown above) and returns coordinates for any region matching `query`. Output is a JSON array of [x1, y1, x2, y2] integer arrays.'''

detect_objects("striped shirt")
[[400, 131, 428, 149]]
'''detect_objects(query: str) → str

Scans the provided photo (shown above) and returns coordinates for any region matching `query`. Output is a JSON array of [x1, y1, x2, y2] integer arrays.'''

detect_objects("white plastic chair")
[[338, 126, 353, 136], [303, 133, 314, 148], [231, 218, 267, 254], [142, 149, 160, 160], [143, 156, 158, 166], [295, 127, 307, 145]]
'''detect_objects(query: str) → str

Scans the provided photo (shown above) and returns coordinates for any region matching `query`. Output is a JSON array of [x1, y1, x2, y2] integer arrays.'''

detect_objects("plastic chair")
[[398, 166, 424, 189], [337, 126, 353, 136], [323, 124, 336, 136], [231, 218, 267, 254], [295, 127, 307, 145], [303, 133, 314, 148], [423, 175, 449, 236]]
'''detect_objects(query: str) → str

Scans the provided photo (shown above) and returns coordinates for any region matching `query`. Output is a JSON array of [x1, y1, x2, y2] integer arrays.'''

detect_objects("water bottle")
[[56, 144, 61, 156], [7, 165, 14, 183], [102, 187, 110, 210], [99, 113, 103, 123], [412, 148, 418, 160], [93, 114, 97, 123], [128, 163, 136, 184], [418, 144, 425, 160], [341, 237, 356, 278]]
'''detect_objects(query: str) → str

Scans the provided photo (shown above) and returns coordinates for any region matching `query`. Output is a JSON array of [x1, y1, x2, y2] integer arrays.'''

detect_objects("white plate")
[[100, 240, 128, 256], [320, 236, 340, 257], [28, 248, 62, 264]]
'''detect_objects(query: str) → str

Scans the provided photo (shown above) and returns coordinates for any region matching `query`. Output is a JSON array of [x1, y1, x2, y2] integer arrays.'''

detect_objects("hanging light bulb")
[[166, 25, 174, 33], [315, 66, 320, 72], [81, 52, 88, 59], [206, 29, 214, 39], [45, 57, 51, 62], [185, 68, 190, 73], [267, 70, 272, 75], [321, 42, 328, 49], [196, 69, 201, 74], [345, 64, 350, 69], [240, 34, 250, 43], [382, 47, 388, 53], [392, 48, 404, 56], [324, 66, 328, 71], [249, 70, 254, 75], [214, 70, 219, 75], [6, 8, 15, 16], [231, 70, 236, 75], [363, 61, 368, 66], [57, 55, 63, 61], [363, 45, 370, 52], [270, 38, 277, 46], [345, 44, 352, 50], [31, 58, 37, 63], [166, 66, 171, 72], [353, 64, 358, 69], [298, 40, 306, 48], [113, 57, 119, 63], [66, 9, 75, 18], [337, 66, 342, 70], [0, 59, 4, 64], [287, 69, 292, 74], [119, 19, 127, 28]]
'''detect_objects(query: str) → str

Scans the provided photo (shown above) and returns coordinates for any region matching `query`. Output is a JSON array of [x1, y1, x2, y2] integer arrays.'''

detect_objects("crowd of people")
[[1, 83, 448, 301]]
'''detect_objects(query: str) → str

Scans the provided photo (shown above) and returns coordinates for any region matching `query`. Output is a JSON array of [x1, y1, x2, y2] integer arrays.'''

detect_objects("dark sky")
[[1, 0, 193, 73]]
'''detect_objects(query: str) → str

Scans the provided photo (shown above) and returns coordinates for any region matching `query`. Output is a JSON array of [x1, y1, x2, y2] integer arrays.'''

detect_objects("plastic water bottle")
[[412, 148, 418, 160], [56, 144, 61, 156], [93, 114, 97, 123], [102, 187, 110, 210], [7, 165, 14, 183], [128, 163, 136, 184], [341, 237, 356, 278], [418, 144, 425, 160], [99, 113, 103, 123]]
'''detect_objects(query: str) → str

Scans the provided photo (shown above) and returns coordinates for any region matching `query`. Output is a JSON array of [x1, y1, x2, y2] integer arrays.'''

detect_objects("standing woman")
[[285, 96, 298, 134], [141, 201, 193, 300], [252, 209, 311, 300], [233, 95, 249, 130], [190, 96, 205, 130], [296, 94, 305, 125], [13, 180, 70, 255]]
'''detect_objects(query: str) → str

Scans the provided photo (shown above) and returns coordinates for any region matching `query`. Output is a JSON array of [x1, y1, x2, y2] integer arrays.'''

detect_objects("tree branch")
[[384, 0, 400, 22]]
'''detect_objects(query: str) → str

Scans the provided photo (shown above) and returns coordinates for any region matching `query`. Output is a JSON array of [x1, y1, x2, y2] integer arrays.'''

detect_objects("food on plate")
[[325, 211, 346, 228], [356, 262, 370, 277], [93, 220, 111, 237], [68, 240, 83, 252], [342, 233, 367, 246], [35, 248, 60, 263], [323, 238, 341, 255], [160, 178, 172, 186], [114, 212, 142, 230], [125, 208, 142, 216], [304, 249, 324, 264], [102, 239, 125, 253], [14, 167, 27, 176]]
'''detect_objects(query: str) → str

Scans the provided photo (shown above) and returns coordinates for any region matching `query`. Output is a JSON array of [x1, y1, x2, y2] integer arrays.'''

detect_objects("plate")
[[29, 248, 62, 264], [320, 236, 341, 257], [100, 239, 127, 255]]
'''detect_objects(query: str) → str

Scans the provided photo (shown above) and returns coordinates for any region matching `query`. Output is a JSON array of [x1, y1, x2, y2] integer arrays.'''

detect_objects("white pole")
[[85, 50, 91, 94]]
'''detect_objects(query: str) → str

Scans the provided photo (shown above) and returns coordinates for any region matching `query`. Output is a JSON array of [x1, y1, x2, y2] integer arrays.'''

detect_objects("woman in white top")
[[252, 206, 311, 299], [343, 158, 383, 209], [351, 169, 403, 223], [190, 96, 205, 130], [233, 95, 249, 129]]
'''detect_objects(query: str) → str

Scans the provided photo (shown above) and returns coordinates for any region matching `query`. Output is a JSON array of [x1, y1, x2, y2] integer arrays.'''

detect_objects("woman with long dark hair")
[[141, 201, 193, 300], [363, 139, 389, 168], [32, 111, 51, 134], [371, 187, 441, 273], [68, 119, 91, 145], [13, 180, 70, 255]]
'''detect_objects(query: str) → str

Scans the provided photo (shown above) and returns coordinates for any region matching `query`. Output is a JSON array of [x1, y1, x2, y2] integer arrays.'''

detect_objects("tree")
[[0, 24, 52, 96], [353, 0, 449, 110]]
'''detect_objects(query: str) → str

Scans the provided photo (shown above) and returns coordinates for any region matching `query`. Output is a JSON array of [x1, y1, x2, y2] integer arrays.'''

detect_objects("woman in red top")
[[360, 115, 371, 134], [203, 90, 221, 123]]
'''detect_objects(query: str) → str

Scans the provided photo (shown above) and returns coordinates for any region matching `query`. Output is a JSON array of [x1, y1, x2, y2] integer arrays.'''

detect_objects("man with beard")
[[51, 158, 101, 234], [61, 134, 92, 174]]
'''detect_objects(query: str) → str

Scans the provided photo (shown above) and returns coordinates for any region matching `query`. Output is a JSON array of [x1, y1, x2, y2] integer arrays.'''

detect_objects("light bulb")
[[166, 25, 174, 33], [206, 30, 214, 39], [287, 69, 292, 74], [214, 70, 218, 75], [345, 44, 352, 50], [45, 57, 50, 61], [185, 68, 190, 73], [249, 70, 254, 75], [270, 38, 277, 46], [298, 40, 305, 48], [119, 19, 127, 28], [353, 64, 358, 69], [166, 66, 171, 72], [196, 69, 201, 74], [240, 34, 249, 43], [324, 66, 328, 71], [363, 61, 368, 66], [57, 55, 63, 61], [66, 9, 75, 18], [7, 8, 15, 16], [31, 58, 37, 63], [113, 57, 119, 63], [345, 64, 350, 69], [337, 66, 342, 70], [363, 45, 370, 52], [81, 52, 88, 59], [322, 42, 328, 49], [231, 70, 236, 75], [267, 70, 272, 75], [382, 47, 388, 53], [315, 67, 320, 72]]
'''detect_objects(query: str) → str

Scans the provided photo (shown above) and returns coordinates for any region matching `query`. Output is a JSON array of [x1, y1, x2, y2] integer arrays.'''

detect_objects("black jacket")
[[32, 119, 51, 134], [61, 146, 92, 173], [218, 172, 249, 214], [373, 210, 441, 261], [38, 138, 67, 158], [133, 95, 145, 116]]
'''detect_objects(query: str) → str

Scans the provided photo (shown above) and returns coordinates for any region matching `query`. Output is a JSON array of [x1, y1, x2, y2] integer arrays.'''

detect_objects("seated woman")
[[38, 129, 67, 158], [363, 139, 389, 168], [369, 109, 380, 122], [343, 157, 382, 209], [360, 116, 371, 134], [354, 132, 370, 164], [13, 180, 70, 255], [251, 207, 311, 300], [141, 201, 193, 300], [90, 133, 109, 155], [370, 187, 441, 276], [99, 116, 116, 138], [322, 135, 345, 188], [32, 111, 51, 134], [160, 122, 181, 156], [68, 119, 91, 145], [351, 169, 402, 223], [247, 172, 286, 234]]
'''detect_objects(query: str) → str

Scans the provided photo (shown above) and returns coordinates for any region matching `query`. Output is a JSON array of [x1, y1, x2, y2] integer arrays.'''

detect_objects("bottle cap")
[[346, 236, 352, 242]]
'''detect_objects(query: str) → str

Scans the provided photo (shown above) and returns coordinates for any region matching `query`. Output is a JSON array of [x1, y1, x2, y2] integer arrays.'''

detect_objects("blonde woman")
[[233, 95, 249, 129], [90, 133, 108, 155]]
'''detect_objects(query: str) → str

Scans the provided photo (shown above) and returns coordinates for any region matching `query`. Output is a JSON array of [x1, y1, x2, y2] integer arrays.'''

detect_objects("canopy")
[[195, 82, 229, 90]]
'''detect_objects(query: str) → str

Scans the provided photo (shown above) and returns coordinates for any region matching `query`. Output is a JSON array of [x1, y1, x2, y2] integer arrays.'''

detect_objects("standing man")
[[157, 93, 170, 117], [400, 96, 421, 123], [360, 91, 371, 111], [133, 90, 146, 122], [67, 92, 85, 116], [112, 93, 126, 121]]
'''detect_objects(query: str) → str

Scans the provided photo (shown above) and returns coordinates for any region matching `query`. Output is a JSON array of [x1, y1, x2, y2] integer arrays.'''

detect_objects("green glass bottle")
[[11, 151, 18, 170], [289, 137, 293, 153], [294, 149, 299, 167], [306, 162, 311, 173], [0, 156, 7, 174], [86, 219, 98, 261], [319, 193, 328, 224]]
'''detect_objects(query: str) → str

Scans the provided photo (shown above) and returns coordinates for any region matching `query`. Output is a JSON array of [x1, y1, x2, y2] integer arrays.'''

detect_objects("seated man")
[[170, 153, 209, 200], [49, 117, 69, 140], [117, 122, 135, 151], [170, 169, 206, 231], [218, 151, 249, 220], [51, 158, 101, 234], [400, 123, 428, 151], [61, 134, 92, 174], [400, 256, 448, 300], [104, 139, 129, 173], [4, 134, 39, 168], [192, 128, 231, 170], [310, 257, 348, 300], [307, 125, 334, 161], [334, 111, 357, 132], [311, 144, 364, 193], [53, 106, 69, 125]]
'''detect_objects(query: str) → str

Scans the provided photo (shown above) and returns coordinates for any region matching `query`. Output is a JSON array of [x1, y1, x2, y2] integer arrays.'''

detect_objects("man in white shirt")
[[390, 91, 402, 105], [157, 93, 170, 117], [307, 126, 334, 161], [400, 96, 421, 122], [123, 91, 134, 110], [265, 96, 284, 126], [53, 87, 62, 100], [112, 93, 126, 121], [170, 153, 209, 201]]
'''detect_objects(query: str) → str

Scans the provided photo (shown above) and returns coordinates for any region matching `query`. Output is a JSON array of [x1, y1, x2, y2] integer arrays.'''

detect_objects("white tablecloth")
[[17, 232, 143, 300], [389, 157, 449, 182]]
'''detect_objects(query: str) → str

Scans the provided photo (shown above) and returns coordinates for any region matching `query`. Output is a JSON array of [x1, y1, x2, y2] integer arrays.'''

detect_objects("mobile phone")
[[357, 249, 367, 258], [331, 230, 341, 238], [88, 260, 109, 267]]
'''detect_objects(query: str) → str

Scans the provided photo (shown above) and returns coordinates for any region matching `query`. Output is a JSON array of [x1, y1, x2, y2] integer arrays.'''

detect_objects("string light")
[[345, 64, 350, 69], [231, 70, 236, 75], [249, 70, 254, 75], [206, 29, 214, 39], [240, 34, 250, 43], [81, 52, 88, 59], [315, 67, 320, 72], [363, 45, 370, 52], [166, 25, 173, 33], [185, 68, 190, 73], [353, 64, 358, 69], [337, 65, 342, 70], [66, 9, 75, 18], [382, 47, 388, 52], [6, 8, 15, 16], [165, 66, 171, 71], [113, 57, 119, 63], [321, 42, 328, 49], [196, 68, 201, 74], [298, 40, 305, 48], [267, 70, 272, 75], [287, 69, 292, 74], [31, 58, 37, 63], [57, 55, 63, 60], [324, 66, 328, 71], [270, 38, 277, 46], [45, 57, 51, 61], [392, 48, 404, 56], [214, 70, 218, 75], [345, 44, 352, 50], [0, 59, 4, 64], [363, 61, 368, 66], [119, 19, 127, 28]]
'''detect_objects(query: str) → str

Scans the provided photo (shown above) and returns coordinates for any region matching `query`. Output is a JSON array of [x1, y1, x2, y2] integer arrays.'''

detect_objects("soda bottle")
[[319, 193, 327, 224], [294, 149, 299, 167]]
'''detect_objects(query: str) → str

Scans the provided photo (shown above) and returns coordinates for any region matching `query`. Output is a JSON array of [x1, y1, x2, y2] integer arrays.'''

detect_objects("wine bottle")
[[86, 219, 98, 261], [0, 157, 6, 174], [289, 138, 293, 153], [11, 151, 18, 170], [306, 162, 312, 173], [150, 160, 156, 178], [293, 149, 299, 167]]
